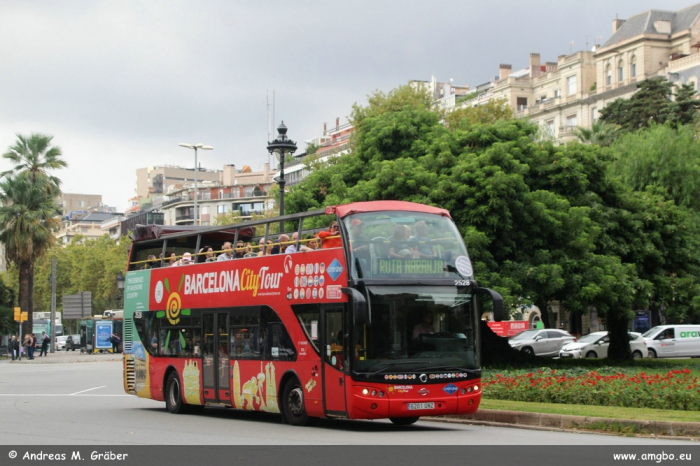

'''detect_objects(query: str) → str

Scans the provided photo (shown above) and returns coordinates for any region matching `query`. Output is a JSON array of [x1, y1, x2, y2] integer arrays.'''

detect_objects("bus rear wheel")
[[390, 417, 419, 426], [165, 372, 185, 414], [282, 379, 310, 426]]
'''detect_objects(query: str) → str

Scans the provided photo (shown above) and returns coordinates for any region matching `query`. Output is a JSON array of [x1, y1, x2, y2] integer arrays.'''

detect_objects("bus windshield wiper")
[[365, 360, 421, 377]]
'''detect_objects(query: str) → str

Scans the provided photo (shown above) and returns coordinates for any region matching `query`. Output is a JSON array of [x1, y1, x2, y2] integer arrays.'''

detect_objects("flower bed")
[[482, 368, 700, 411]]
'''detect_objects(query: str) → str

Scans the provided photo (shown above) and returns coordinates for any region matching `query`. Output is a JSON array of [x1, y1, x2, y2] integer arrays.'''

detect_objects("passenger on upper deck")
[[217, 242, 234, 261], [199, 246, 216, 262], [235, 241, 246, 258], [273, 234, 289, 254], [317, 221, 342, 249], [286, 232, 313, 253], [408, 221, 436, 259], [388, 225, 413, 259]]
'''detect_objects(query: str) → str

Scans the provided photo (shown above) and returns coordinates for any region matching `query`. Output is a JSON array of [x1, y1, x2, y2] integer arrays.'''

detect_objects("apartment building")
[[60, 193, 104, 217], [161, 164, 277, 226], [135, 165, 222, 199]]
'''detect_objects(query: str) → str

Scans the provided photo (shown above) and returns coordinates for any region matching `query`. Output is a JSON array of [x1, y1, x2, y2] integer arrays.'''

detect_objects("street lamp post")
[[116, 270, 125, 309], [178, 143, 214, 225], [266, 122, 297, 231]]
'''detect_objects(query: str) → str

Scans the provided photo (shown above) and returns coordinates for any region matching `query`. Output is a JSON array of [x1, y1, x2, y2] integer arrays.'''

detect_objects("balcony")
[[669, 52, 700, 72]]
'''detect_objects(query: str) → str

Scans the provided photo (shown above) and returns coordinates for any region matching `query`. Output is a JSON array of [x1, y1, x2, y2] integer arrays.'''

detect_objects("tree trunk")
[[607, 312, 631, 361], [535, 299, 550, 328], [19, 260, 31, 335]]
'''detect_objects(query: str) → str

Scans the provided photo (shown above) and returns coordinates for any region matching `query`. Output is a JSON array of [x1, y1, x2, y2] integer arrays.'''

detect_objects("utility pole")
[[50, 257, 57, 353]]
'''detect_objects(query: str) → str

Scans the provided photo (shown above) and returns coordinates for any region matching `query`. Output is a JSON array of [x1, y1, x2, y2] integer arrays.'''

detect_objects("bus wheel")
[[165, 372, 185, 414], [390, 417, 419, 426], [282, 380, 309, 426]]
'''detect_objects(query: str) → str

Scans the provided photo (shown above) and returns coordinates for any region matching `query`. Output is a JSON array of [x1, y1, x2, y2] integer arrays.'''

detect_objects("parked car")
[[559, 331, 647, 359], [643, 325, 700, 358], [65, 334, 82, 351], [55, 335, 69, 351], [508, 329, 576, 357]]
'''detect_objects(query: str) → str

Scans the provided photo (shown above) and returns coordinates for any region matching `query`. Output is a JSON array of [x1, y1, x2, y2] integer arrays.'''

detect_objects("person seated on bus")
[[285, 232, 313, 253], [199, 246, 216, 262], [272, 234, 289, 254], [143, 254, 158, 269], [167, 252, 178, 267], [412, 313, 435, 340], [243, 242, 255, 258], [235, 241, 246, 258], [317, 221, 342, 249], [179, 252, 193, 266], [408, 221, 436, 259], [258, 239, 274, 256], [306, 236, 320, 250], [217, 241, 234, 261], [389, 225, 413, 259]]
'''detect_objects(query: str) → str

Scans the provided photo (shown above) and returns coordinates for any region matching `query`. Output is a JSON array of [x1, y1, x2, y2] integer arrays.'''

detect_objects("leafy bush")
[[482, 367, 700, 411]]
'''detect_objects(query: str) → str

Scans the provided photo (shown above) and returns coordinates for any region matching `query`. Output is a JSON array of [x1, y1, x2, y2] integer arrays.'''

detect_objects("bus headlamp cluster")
[[460, 385, 480, 395], [361, 388, 385, 397]]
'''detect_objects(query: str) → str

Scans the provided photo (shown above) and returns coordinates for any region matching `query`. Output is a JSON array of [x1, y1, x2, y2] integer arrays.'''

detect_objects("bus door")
[[322, 305, 347, 416], [202, 313, 231, 404]]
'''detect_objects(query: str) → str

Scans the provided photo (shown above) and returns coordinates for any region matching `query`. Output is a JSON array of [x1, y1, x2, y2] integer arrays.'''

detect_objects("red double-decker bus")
[[122, 201, 503, 426]]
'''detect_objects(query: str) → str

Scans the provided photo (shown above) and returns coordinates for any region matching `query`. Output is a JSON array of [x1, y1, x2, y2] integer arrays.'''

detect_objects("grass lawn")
[[480, 398, 700, 423]]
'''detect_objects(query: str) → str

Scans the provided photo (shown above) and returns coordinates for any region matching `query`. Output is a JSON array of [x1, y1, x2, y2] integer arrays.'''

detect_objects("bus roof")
[[328, 201, 451, 219]]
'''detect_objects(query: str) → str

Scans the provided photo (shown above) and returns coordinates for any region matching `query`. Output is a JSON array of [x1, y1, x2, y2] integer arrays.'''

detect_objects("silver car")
[[508, 329, 576, 357]]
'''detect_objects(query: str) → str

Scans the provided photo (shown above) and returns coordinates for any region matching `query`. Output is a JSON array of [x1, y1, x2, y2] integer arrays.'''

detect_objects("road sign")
[[62, 292, 92, 319], [14, 307, 20, 320]]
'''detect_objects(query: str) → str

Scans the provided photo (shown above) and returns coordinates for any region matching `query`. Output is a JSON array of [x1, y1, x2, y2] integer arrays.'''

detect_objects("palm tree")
[[2, 133, 66, 192], [573, 122, 619, 147], [0, 133, 66, 333]]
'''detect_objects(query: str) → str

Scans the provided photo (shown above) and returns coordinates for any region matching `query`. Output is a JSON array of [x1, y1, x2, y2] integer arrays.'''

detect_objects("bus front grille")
[[125, 359, 135, 392]]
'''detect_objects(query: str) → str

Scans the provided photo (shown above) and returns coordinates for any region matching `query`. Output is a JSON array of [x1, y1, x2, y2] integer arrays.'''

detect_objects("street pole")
[[193, 146, 198, 226], [50, 257, 56, 353]]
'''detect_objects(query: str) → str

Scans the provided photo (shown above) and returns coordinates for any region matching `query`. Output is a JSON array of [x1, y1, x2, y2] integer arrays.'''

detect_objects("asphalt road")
[[0, 355, 696, 446]]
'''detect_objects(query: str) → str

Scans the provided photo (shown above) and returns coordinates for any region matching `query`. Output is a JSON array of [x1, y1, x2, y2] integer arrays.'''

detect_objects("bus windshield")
[[354, 286, 479, 374], [342, 211, 472, 280]]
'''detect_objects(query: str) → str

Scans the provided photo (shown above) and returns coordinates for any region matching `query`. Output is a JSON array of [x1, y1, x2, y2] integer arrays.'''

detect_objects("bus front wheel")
[[282, 380, 310, 426], [390, 417, 419, 426], [165, 372, 185, 414]]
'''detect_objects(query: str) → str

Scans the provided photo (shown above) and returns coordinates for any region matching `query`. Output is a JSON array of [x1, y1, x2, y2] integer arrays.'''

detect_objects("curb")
[[428, 410, 700, 439]]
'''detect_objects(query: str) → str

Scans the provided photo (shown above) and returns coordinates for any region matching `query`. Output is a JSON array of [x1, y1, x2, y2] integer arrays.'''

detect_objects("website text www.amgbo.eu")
[[614, 452, 692, 463]]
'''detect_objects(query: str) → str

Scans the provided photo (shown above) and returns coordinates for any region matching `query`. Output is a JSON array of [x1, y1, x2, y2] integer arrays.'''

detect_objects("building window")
[[201, 206, 209, 215], [592, 107, 599, 123], [631, 56, 637, 77], [618, 60, 624, 82], [566, 114, 578, 129], [606, 65, 612, 85], [566, 75, 577, 95], [217, 205, 227, 214], [546, 120, 555, 137], [553, 89, 561, 98], [516, 97, 527, 110]]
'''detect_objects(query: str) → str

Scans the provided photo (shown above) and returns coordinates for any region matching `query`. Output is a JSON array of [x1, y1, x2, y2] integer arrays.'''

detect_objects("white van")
[[642, 325, 700, 358]]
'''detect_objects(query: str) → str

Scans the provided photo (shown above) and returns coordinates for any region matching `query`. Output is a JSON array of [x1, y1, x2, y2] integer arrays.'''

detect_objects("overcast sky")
[[0, 0, 695, 210]]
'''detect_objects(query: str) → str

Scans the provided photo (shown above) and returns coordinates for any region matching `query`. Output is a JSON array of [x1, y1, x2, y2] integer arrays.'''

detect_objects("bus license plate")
[[408, 402, 434, 410]]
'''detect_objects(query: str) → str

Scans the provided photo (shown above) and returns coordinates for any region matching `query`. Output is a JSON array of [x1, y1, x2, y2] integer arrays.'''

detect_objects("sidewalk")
[[3, 350, 122, 364], [430, 410, 700, 439]]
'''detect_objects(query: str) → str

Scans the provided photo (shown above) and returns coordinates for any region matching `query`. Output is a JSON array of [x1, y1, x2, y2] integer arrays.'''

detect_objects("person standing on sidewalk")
[[9, 335, 16, 360], [39, 331, 50, 357]]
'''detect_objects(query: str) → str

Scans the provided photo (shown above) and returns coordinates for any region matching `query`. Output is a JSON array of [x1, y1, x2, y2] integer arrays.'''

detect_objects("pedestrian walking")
[[39, 331, 50, 357], [110, 333, 121, 353], [9, 335, 16, 361]]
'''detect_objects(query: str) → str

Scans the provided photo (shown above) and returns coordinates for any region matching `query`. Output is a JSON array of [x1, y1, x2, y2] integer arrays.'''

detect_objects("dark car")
[[65, 334, 82, 351]]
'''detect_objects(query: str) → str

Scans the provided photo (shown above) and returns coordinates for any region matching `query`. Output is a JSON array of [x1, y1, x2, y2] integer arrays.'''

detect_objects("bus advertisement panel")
[[95, 321, 113, 350], [122, 201, 503, 427]]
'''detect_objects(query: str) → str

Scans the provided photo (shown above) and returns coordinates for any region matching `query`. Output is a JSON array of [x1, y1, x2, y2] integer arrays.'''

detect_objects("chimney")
[[223, 165, 236, 186], [263, 162, 270, 182], [336, 117, 339, 131], [545, 61, 558, 73], [613, 15, 626, 33], [529, 53, 541, 77], [323, 122, 327, 134], [499, 64, 512, 80]]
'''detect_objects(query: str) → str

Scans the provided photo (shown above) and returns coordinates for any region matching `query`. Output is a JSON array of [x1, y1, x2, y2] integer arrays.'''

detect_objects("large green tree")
[[0, 133, 66, 333], [599, 77, 700, 132], [285, 84, 700, 359]]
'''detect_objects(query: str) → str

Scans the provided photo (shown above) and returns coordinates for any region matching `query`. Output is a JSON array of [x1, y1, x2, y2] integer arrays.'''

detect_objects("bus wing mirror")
[[477, 288, 504, 322], [341, 288, 369, 326]]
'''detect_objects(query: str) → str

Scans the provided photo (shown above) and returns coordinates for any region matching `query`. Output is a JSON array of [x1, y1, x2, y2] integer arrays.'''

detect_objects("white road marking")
[[70, 385, 106, 395]]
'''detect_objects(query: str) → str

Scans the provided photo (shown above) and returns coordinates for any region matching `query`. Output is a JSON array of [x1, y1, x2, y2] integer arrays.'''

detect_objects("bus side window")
[[261, 306, 297, 361]]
